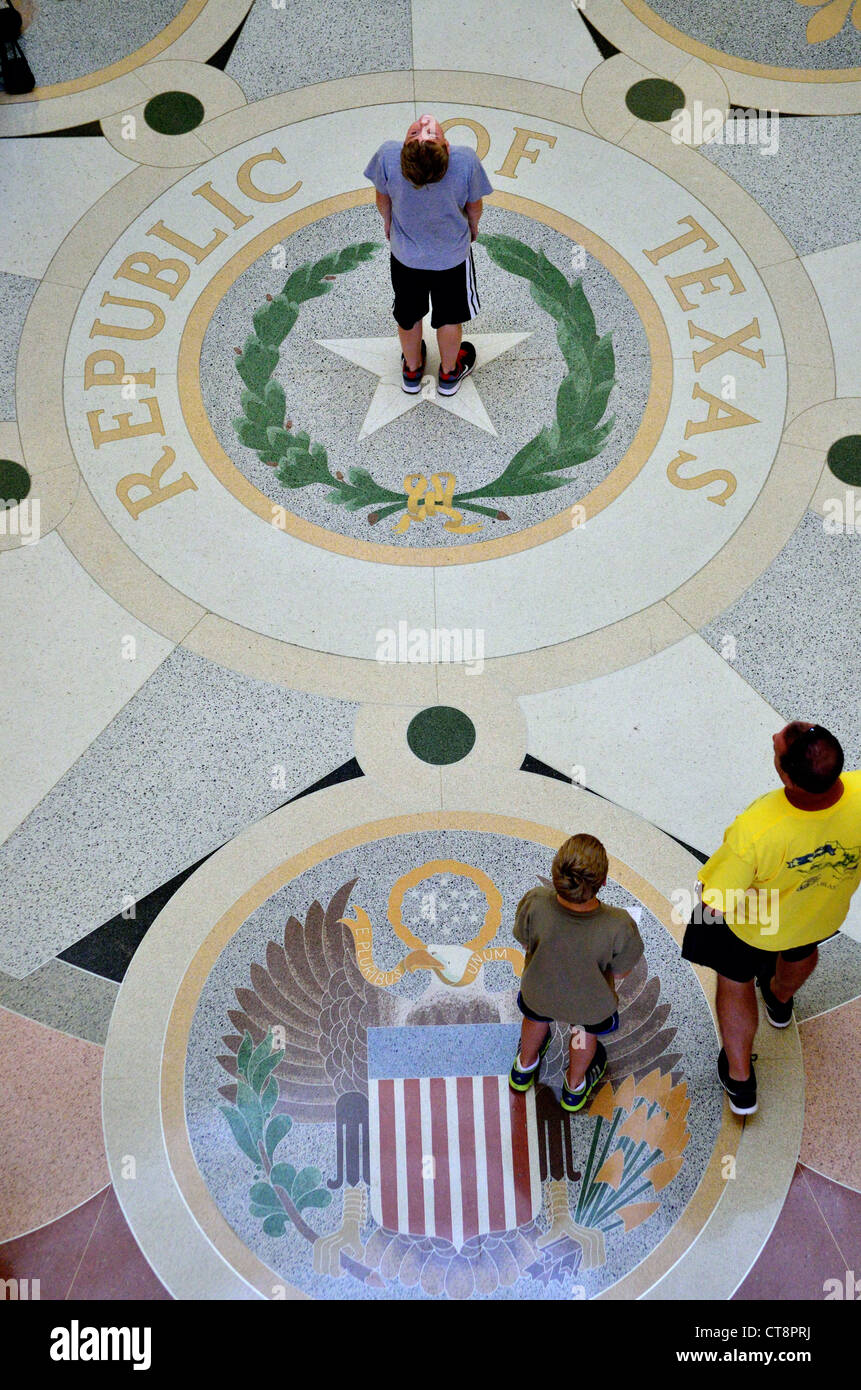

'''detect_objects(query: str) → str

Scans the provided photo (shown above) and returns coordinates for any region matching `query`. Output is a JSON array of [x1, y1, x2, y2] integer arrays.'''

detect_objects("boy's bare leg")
[[716, 975, 758, 1080], [519, 1018, 550, 1068], [567, 1029, 597, 1089], [437, 322, 462, 373], [397, 320, 423, 371], [770, 948, 818, 1003]]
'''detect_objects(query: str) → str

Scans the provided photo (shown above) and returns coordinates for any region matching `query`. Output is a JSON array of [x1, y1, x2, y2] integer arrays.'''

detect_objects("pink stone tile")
[[800, 1165, 861, 1273], [733, 1165, 846, 1301], [0, 1189, 107, 1300], [799, 999, 861, 1189], [0, 1007, 109, 1241], [67, 1187, 170, 1300]]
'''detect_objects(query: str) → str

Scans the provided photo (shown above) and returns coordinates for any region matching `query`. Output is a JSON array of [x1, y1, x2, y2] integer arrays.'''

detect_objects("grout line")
[[798, 1164, 856, 1273], [797, 1159, 861, 1199], [65, 1185, 110, 1300]]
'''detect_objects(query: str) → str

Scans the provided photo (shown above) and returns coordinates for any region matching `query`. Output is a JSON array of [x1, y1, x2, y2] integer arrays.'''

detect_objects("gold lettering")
[[84, 350, 155, 390], [684, 383, 758, 438], [147, 218, 227, 264], [116, 446, 198, 519], [114, 250, 190, 300], [193, 181, 253, 229], [666, 258, 746, 312], [89, 292, 165, 341], [642, 215, 718, 265], [236, 149, 301, 204], [666, 448, 737, 506], [688, 317, 765, 372], [88, 396, 164, 449], [495, 126, 557, 179], [439, 117, 491, 162]]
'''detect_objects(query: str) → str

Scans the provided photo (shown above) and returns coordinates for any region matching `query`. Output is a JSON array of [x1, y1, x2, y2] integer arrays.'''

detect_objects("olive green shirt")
[[513, 888, 644, 1025]]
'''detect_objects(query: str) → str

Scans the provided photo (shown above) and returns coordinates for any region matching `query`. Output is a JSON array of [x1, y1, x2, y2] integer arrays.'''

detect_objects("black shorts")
[[390, 249, 480, 329], [681, 916, 836, 985], [517, 990, 619, 1037]]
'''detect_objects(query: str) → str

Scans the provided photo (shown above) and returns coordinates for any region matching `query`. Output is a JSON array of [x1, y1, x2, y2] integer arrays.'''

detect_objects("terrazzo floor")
[[1, 0, 859, 1314]]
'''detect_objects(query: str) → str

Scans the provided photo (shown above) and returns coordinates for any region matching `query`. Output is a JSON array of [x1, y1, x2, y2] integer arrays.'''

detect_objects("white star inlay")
[[316, 320, 532, 439]]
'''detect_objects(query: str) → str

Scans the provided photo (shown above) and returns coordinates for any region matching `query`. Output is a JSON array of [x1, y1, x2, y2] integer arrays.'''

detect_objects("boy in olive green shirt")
[[509, 833, 644, 1112]]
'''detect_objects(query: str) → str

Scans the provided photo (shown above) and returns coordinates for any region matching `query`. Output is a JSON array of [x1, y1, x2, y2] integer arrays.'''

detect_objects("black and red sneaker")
[[401, 338, 427, 394], [438, 341, 476, 396]]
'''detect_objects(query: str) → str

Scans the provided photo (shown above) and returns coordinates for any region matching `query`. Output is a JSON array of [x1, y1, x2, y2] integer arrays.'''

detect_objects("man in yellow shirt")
[[682, 722, 861, 1115]]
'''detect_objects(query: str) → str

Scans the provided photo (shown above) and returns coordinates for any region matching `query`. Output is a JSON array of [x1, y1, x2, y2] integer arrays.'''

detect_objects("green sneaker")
[[560, 1042, 607, 1112], [508, 1030, 552, 1092]]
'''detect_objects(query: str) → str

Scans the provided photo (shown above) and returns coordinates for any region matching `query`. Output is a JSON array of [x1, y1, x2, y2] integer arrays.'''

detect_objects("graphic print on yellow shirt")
[[698, 770, 861, 951]]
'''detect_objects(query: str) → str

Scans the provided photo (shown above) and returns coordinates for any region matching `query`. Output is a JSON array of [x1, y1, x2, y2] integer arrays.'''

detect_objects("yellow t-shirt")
[[699, 770, 861, 951]]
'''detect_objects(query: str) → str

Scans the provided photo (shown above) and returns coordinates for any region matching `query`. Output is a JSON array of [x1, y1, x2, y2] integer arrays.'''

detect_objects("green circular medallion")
[[407, 707, 477, 766], [0, 458, 31, 509], [826, 435, 861, 487], [144, 91, 205, 136], [625, 79, 686, 123]]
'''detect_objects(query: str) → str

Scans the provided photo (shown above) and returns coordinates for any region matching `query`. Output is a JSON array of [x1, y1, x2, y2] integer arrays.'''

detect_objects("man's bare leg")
[[567, 1028, 597, 1090], [716, 975, 758, 1080], [437, 322, 462, 373], [518, 1018, 550, 1068], [771, 948, 818, 1003], [397, 321, 423, 371]]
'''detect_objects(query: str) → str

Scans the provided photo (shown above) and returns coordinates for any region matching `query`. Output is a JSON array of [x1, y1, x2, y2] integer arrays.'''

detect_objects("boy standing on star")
[[364, 113, 493, 397]]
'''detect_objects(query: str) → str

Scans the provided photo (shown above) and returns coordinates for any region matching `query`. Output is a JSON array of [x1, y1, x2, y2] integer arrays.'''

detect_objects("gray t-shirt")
[[363, 140, 494, 270], [513, 888, 644, 1025]]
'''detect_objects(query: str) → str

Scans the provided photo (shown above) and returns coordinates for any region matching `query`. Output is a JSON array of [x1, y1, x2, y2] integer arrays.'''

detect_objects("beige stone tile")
[[760, 258, 836, 372], [182, 612, 439, 702], [783, 398, 861, 454], [800, 1000, 861, 1190], [644, 1047, 804, 1298], [100, 120, 213, 170], [196, 73, 415, 156], [161, 0, 256, 63], [45, 163, 186, 291], [785, 364, 839, 429], [715, 70, 861, 120], [586, 0, 690, 78], [620, 122, 796, 270], [0, 73, 151, 138], [666, 441, 824, 630], [0, 465, 79, 553], [414, 72, 593, 134], [58, 481, 205, 643], [101, 60, 248, 169], [412, 0, 603, 91], [15, 279, 80, 476], [581, 54, 642, 145], [484, 600, 694, 694]]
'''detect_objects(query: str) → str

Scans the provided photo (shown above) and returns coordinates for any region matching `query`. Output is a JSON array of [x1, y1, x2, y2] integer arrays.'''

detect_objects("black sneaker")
[[508, 1030, 552, 1092], [437, 341, 476, 396], [757, 975, 793, 1028], [717, 1048, 758, 1115], [560, 1041, 607, 1113], [401, 338, 426, 394]]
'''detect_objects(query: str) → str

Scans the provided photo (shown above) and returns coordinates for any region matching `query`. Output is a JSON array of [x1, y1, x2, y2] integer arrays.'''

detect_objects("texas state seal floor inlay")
[[1, 0, 860, 1320]]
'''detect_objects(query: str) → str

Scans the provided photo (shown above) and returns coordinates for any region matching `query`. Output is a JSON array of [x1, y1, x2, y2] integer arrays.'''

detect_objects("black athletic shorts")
[[517, 990, 619, 1037], [390, 249, 480, 329], [681, 915, 836, 984]]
